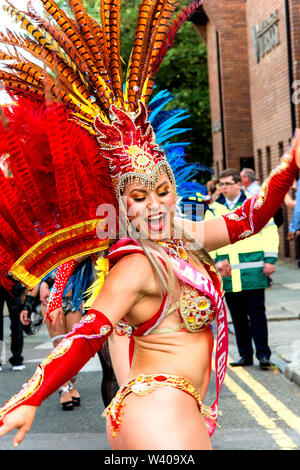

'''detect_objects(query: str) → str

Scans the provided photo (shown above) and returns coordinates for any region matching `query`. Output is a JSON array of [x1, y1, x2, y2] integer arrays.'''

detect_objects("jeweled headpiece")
[[94, 102, 176, 197], [0, 0, 201, 288]]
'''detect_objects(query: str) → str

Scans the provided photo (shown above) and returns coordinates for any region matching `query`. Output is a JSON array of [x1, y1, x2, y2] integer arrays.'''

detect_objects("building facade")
[[193, 0, 300, 260]]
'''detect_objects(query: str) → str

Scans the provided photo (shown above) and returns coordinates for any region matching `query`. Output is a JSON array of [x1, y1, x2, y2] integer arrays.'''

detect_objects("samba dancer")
[[0, 0, 299, 450]]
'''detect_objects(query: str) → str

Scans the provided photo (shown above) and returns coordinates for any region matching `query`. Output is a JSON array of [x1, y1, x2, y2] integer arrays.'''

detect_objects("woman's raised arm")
[[201, 135, 300, 252]]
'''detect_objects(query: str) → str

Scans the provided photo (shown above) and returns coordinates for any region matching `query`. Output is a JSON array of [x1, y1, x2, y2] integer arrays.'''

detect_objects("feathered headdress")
[[0, 0, 202, 289]]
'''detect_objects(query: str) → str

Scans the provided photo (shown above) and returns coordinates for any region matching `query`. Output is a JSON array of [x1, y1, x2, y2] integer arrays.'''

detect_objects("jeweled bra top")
[[178, 284, 216, 333], [111, 238, 218, 336]]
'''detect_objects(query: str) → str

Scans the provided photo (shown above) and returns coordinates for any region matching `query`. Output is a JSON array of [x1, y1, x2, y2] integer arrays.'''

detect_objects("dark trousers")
[[97, 342, 119, 407], [0, 286, 24, 366], [225, 289, 271, 361]]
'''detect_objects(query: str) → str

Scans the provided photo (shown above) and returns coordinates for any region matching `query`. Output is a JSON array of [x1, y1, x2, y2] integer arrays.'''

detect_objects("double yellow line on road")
[[213, 355, 300, 449]]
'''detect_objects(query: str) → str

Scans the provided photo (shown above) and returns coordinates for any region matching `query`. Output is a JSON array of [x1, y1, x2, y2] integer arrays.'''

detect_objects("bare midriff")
[[130, 325, 214, 400]]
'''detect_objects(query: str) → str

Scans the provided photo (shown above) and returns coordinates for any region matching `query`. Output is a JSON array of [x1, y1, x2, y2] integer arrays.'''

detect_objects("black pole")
[[216, 31, 226, 169]]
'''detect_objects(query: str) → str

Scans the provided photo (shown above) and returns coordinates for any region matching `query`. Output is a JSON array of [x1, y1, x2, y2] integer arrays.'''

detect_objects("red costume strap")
[[0, 309, 112, 425], [108, 237, 143, 263], [46, 259, 78, 319], [223, 135, 300, 243], [169, 256, 227, 437], [133, 294, 169, 336]]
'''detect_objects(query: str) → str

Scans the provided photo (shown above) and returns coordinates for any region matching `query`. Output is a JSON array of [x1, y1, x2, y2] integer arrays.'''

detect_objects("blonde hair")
[[137, 217, 216, 303]]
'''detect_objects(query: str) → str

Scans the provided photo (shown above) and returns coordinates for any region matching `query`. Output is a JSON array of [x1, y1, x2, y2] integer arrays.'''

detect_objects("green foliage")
[[57, 1, 213, 177], [154, 22, 212, 172]]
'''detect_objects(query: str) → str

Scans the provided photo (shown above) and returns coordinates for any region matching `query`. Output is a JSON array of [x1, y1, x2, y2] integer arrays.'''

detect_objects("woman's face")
[[122, 173, 177, 240]]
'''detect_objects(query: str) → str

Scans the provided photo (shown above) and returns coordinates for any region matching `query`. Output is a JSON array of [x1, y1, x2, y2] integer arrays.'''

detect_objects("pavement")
[[0, 258, 300, 450], [245, 258, 300, 384]]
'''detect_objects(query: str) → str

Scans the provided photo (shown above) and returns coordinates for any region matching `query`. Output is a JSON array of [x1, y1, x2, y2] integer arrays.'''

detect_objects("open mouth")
[[145, 212, 167, 232]]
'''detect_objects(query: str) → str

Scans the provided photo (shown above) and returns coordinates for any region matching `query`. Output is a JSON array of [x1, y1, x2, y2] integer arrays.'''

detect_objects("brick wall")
[[290, 2, 300, 128], [201, 0, 254, 175], [246, 0, 292, 175], [245, 0, 294, 259], [197, 0, 300, 261]]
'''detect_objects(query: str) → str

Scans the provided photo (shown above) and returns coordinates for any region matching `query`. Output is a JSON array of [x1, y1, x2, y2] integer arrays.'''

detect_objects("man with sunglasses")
[[205, 168, 279, 370]]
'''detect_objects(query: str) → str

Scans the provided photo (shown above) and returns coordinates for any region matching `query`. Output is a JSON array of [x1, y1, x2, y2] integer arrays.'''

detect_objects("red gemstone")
[[154, 375, 167, 382]]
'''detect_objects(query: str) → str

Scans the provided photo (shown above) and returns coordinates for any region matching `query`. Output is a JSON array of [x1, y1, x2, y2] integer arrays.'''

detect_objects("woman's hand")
[[43, 307, 64, 329], [0, 405, 37, 447]]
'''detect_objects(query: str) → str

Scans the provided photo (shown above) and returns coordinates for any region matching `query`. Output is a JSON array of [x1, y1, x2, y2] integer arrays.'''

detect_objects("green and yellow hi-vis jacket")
[[204, 192, 279, 293]]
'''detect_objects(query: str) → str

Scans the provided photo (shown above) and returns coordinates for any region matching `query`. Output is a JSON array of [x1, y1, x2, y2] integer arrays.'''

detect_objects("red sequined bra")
[[108, 238, 218, 337]]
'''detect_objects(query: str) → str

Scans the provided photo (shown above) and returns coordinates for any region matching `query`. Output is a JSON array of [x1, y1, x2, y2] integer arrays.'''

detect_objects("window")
[[278, 141, 284, 158], [216, 161, 220, 178], [266, 146, 271, 174], [257, 149, 263, 183]]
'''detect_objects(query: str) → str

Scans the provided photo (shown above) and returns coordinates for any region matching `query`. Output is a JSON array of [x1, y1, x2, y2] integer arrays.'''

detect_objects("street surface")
[[1, 260, 300, 451], [211, 330, 300, 450]]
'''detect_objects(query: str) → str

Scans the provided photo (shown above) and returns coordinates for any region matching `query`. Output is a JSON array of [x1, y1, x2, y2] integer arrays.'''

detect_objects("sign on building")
[[253, 10, 280, 63]]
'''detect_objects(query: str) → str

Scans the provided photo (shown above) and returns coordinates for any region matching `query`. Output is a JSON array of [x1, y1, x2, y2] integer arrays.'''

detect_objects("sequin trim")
[[103, 373, 218, 437], [0, 321, 111, 422]]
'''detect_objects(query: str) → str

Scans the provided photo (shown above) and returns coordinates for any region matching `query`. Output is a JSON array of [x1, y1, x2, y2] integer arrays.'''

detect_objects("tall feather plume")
[[151, 0, 202, 75], [107, 0, 123, 103], [87, 15, 110, 70], [100, 0, 113, 55], [69, 0, 112, 89], [0, 17, 92, 111], [99, 0, 123, 104], [0, 0, 202, 128], [3, 4, 81, 75], [0, 29, 87, 99], [126, 0, 159, 110], [125, 0, 201, 109], [138, 0, 178, 102], [38, 0, 113, 111], [0, 1, 113, 120], [26, 1, 91, 91]]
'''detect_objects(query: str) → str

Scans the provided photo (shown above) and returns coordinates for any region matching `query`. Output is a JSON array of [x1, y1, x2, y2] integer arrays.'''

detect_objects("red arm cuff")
[[46, 260, 78, 318], [0, 309, 112, 425]]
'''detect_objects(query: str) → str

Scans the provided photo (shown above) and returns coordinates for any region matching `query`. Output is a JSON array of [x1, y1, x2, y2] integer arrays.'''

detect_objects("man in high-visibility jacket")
[[205, 168, 279, 369]]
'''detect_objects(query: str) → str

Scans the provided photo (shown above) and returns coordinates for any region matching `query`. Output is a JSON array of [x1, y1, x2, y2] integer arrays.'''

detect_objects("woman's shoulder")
[[104, 250, 158, 300], [108, 237, 144, 260], [108, 240, 154, 280]]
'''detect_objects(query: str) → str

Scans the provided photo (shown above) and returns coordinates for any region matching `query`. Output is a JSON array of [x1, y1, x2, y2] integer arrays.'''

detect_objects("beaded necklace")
[[156, 238, 188, 261]]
